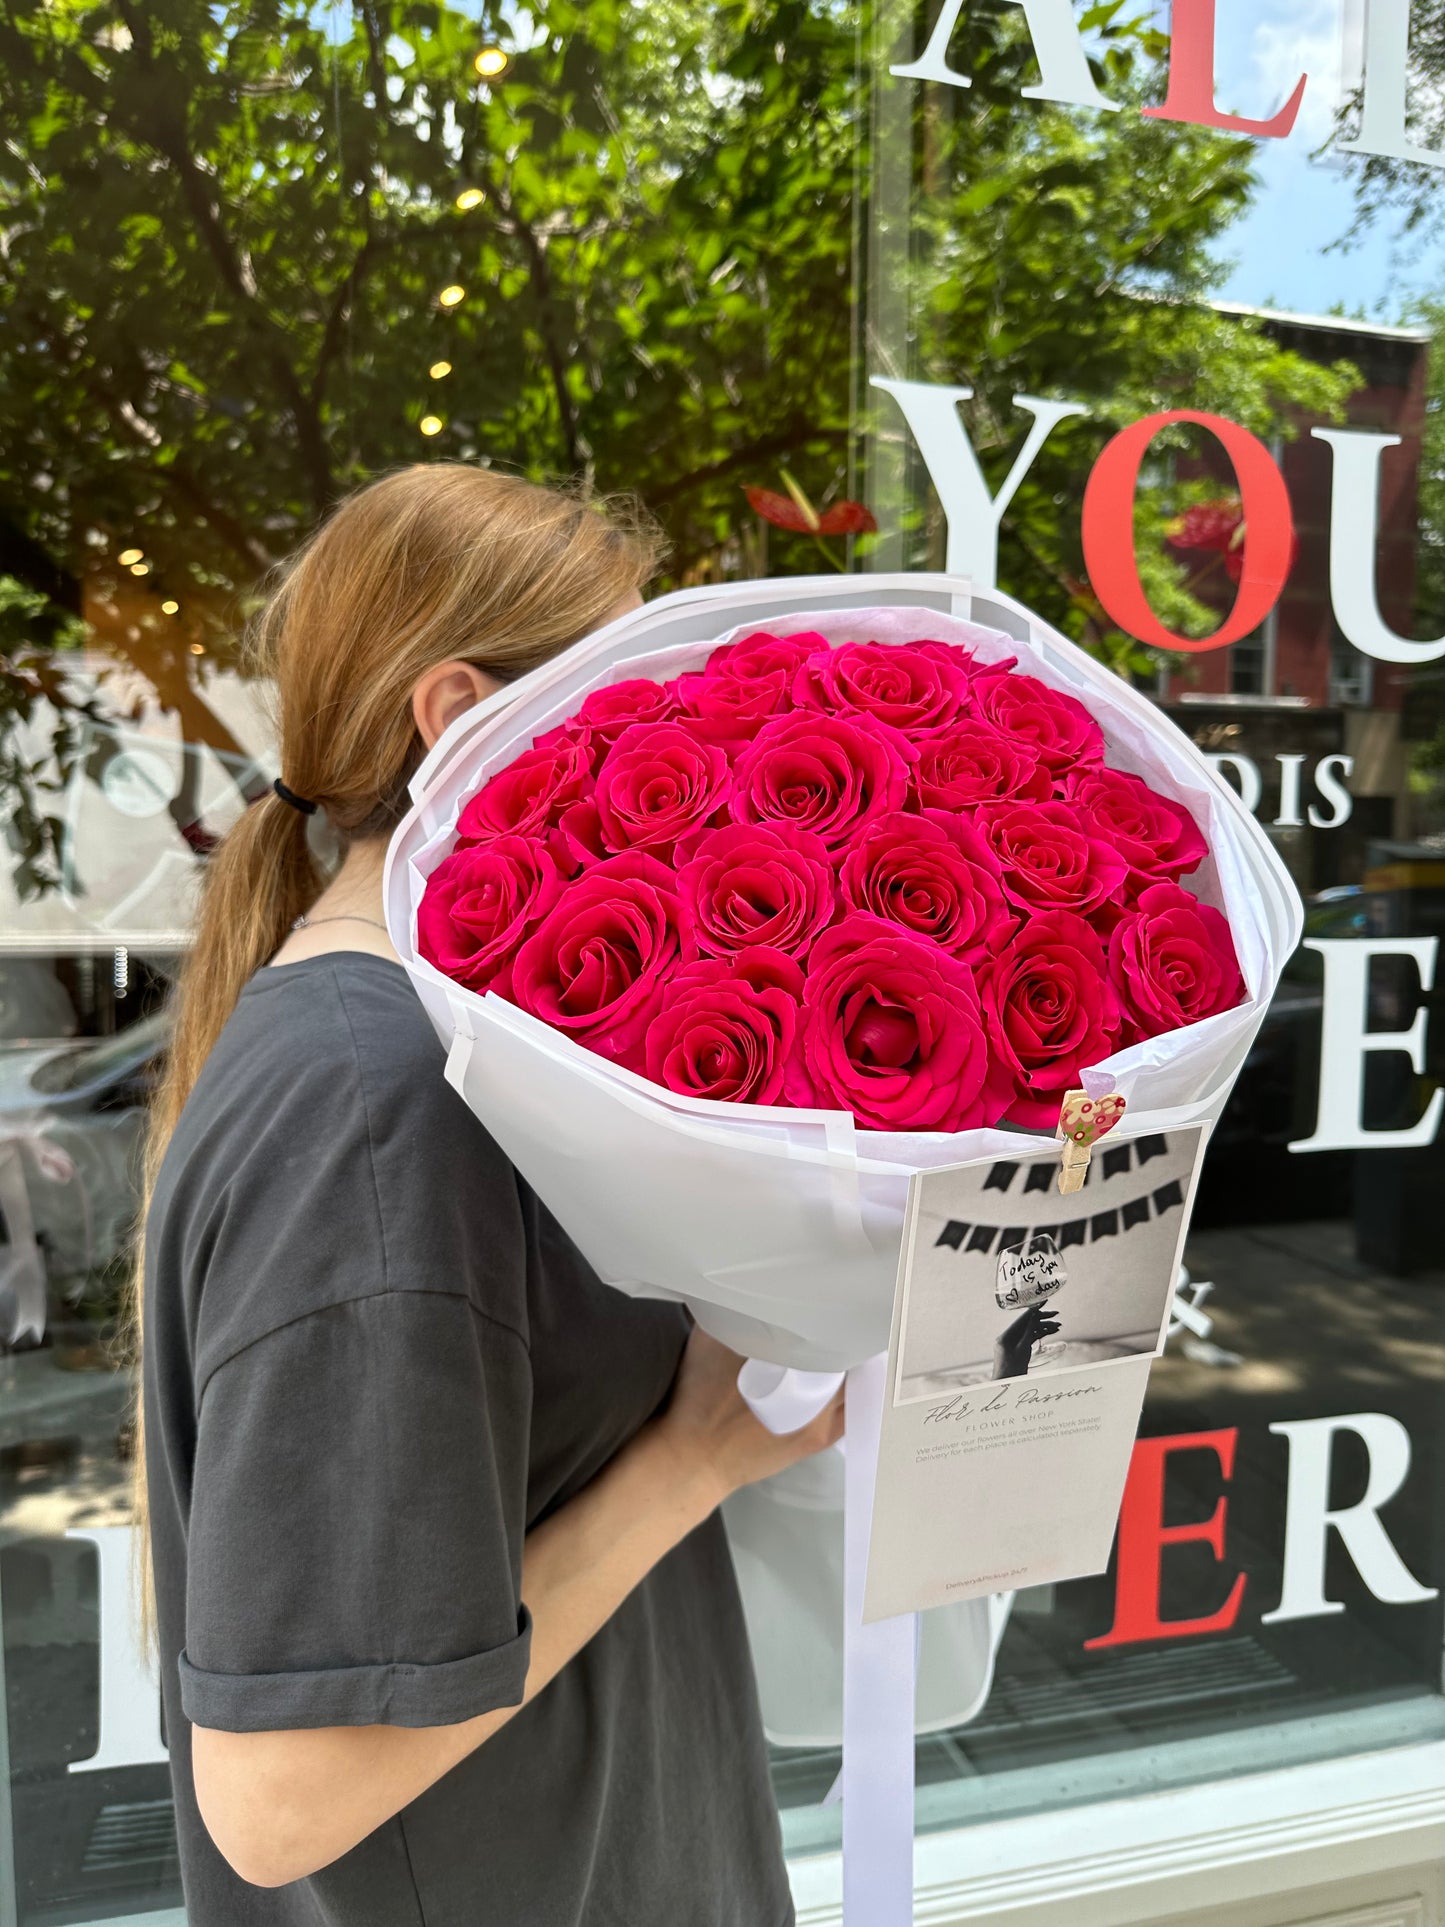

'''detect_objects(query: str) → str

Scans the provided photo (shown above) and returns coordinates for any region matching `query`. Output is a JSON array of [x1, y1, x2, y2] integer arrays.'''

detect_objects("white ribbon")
[[737, 1360, 846, 1436], [738, 1356, 916, 1925], [843, 1355, 916, 1926]]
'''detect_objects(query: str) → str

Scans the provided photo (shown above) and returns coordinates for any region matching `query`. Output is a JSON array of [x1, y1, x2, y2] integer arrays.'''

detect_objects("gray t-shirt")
[[143, 953, 793, 1927]]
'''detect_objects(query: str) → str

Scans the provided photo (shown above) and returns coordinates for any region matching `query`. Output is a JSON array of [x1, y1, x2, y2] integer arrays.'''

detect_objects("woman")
[[138, 465, 843, 1926]]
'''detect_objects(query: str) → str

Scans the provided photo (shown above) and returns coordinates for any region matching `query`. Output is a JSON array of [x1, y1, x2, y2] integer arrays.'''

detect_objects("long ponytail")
[[129, 466, 664, 1641]]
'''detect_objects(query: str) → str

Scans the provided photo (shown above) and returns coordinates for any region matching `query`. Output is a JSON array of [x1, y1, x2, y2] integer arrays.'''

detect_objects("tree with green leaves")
[[874, 2, 1358, 669], [0, 0, 1359, 895]]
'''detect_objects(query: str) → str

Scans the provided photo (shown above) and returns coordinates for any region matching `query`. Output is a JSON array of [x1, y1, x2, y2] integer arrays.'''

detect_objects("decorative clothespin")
[[1056, 1088, 1128, 1195]]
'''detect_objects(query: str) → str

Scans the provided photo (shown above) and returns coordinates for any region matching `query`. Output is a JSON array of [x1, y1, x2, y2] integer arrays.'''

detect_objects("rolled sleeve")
[[179, 1607, 532, 1731], [185, 1290, 532, 1734]]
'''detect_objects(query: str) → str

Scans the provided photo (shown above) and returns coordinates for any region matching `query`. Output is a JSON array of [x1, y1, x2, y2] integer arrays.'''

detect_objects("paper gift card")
[[864, 1124, 1207, 1622]]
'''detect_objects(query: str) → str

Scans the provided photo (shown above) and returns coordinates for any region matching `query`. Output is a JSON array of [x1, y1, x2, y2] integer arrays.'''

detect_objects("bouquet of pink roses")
[[385, 576, 1301, 1780], [388, 580, 1296, 1374], [416, 628, 1244, 1135]]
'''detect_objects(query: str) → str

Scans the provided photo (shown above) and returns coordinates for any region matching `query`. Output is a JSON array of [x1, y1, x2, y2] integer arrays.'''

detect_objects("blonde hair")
[[130, 464, 663, 1637]]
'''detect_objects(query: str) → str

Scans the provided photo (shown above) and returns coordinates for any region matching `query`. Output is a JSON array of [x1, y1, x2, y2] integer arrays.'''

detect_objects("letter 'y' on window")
[[871, 379, 1088, 590]]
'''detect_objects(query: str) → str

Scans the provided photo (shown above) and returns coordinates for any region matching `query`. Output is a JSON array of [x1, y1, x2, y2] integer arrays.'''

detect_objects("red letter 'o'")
[[1081, 410, 1295, 654]]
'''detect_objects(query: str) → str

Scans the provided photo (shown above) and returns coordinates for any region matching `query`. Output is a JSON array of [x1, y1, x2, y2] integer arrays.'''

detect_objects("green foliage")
[[0, 0, 1360, 731], [0, 0, 859, 630], [877, 18, 1359, 669]]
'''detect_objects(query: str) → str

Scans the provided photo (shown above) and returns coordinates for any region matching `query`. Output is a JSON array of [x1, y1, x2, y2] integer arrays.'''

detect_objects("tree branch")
[[649, 424, 851, 507], [114, 0, 336, 517], [492, 185, 584, 469]]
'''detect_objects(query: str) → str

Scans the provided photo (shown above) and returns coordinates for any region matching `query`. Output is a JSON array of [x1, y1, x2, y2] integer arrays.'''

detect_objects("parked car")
[[0, 1010, 169, 1344]]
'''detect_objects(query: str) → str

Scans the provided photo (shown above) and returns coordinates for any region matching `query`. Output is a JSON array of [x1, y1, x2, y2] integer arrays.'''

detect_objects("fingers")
[[785, 1389, 846, 1461]]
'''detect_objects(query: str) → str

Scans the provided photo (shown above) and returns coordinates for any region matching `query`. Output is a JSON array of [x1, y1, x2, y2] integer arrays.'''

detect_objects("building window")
[[1230, 632, 1267, 696], [1330, 629, 1375, 706]]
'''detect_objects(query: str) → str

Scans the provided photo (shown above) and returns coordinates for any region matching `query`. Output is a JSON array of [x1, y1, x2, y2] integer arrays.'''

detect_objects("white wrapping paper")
[[383, 573, 1304, 1748]]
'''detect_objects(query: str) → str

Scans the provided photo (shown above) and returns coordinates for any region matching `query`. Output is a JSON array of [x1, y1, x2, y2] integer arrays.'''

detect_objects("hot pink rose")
[[672, 667, 794, 748], [977, 801, 1130, 916], [418, 835, 565, 991], [1108, 881, 1245, 1043], [644, 949, 804, 1105], [730, 711, 914, 851], [503, 851, 692, 1067], [839, 811, 1012, 964], [553, 796, 607, 873], [791, 640, 972, 736], [456, 734, 593, 844], [968, 666, 1104, 774], [593, 722, 732, 858], [783, 916, 994, 1132], [704, 629, 827, 681], [1064, 767, 1208, 886], [575, 678, 678, 753], [677, 822, 837, 959], [911, 719, 1051, 811], [982, 911, 1122, 1128]]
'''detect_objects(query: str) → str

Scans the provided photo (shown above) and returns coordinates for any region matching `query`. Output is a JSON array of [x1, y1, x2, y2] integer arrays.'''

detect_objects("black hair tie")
[[273, 778, 318, 817]]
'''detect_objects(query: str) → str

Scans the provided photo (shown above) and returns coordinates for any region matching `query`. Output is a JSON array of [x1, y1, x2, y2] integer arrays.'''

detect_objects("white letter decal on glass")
[[1263, 1414, 1439, 1623], [1290, 937, 1444, 1152], [1315, 428, 1445, 664], [1207, 753, 1263, 815], [66, 1525, 168, 1773], [1341, 0, 1444, 167], [892, 0, 1119, 111], [1310, 755, 1356, 830], [1275, 754, 1307, 829], [871, 378, 1089, 588]]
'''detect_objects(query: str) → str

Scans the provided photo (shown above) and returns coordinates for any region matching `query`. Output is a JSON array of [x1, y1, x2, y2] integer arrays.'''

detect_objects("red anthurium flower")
[[744, 483, 878, 537], [1167, 496, 1298, 586]]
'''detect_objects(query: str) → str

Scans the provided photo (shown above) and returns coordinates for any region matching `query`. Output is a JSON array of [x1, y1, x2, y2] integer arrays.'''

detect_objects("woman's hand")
[[992, 1303, 1060, 1380], [656, 1327, 846, 1511]]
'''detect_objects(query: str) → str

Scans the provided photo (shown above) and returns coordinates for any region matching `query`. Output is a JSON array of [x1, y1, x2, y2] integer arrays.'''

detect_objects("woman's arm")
[[193, 1330, 843, 1888]]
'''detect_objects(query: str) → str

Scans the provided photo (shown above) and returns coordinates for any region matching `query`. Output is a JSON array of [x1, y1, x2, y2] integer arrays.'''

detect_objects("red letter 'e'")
[[1086, 1428, 1248, 1649]]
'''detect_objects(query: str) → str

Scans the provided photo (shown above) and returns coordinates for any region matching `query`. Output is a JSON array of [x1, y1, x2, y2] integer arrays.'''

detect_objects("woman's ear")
[[412, 660, 503, 750]]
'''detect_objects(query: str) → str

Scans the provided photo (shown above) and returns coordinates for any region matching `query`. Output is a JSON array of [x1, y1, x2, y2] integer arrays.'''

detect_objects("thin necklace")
[[291, 912, 390, 933]]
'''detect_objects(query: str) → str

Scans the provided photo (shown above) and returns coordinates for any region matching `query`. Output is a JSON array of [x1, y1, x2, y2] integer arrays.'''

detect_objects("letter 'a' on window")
[[890, 0, 1120, 112]]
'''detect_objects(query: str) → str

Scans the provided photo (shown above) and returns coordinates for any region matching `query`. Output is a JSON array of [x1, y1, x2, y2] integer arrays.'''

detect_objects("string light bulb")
[[118, 548, 143, 566], [420, 415, 445, 437], [429, 360, 453, 379], [130, 562, 150, 576], [161, 599, 180, 615], [188, 641, 205, 656], [455, 188, 485, 210], [473, 47, 508, 77], [437, 284, 466, 308]]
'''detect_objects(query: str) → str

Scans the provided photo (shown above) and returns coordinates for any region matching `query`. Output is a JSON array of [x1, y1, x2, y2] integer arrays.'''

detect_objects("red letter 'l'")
[[1086, 1429, 1248, 1649], [1144, 0, 1307, 139]]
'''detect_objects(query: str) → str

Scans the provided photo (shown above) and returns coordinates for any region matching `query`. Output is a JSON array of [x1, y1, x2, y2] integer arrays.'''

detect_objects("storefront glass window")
[[3, 3, 1444, 1922]]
